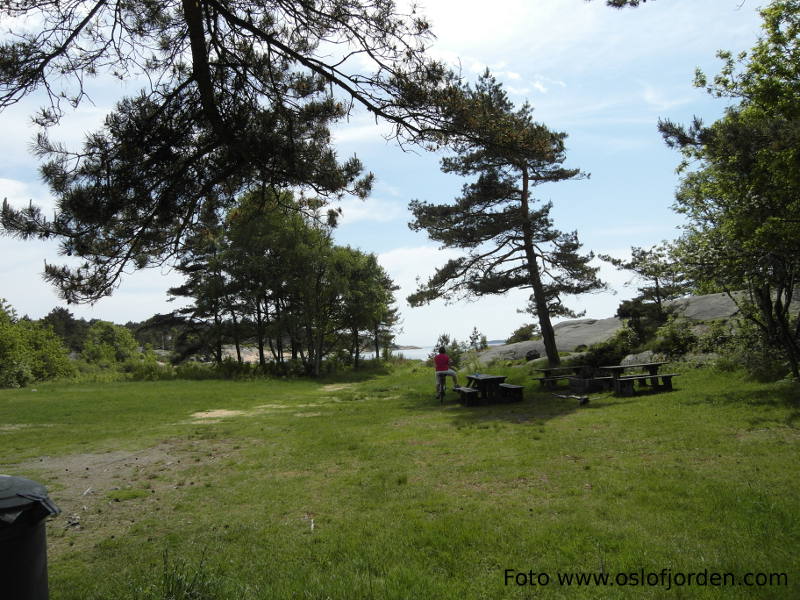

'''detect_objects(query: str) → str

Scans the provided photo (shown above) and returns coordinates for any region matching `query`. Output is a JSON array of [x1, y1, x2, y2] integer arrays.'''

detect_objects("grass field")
[[1, 362, 798, 599]]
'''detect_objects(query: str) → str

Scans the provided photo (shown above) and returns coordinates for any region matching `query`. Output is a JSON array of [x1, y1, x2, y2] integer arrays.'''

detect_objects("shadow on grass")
[[685, 380, 800, 408], [413, 387, 645, 427], [317, 363, 392, 385]]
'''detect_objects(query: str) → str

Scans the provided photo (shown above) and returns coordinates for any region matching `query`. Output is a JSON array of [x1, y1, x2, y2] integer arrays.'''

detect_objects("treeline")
[[0, 191, 400, 387], [163, 190, 399, 377], [0, 302, 141, 387]]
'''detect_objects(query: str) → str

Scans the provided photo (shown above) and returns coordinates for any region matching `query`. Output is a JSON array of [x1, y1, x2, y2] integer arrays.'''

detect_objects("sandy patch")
[[191, 409, 245, 420], [321, 384, 353, 392], [0, 423, 55, 431]]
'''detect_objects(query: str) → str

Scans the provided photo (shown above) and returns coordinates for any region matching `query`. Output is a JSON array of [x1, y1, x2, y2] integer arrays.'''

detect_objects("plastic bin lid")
[[0, 475, 60, 515]]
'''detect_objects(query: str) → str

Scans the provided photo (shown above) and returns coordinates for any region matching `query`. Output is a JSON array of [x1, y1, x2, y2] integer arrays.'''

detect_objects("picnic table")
[[598, 362, 677, 396], [466, 373, 507, 401], [534, 365, 588, 390]]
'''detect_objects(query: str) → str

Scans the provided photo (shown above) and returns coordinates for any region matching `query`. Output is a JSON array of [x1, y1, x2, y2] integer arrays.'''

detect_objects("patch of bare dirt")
[[321, 384, 353, 392], [191, 409, 245, 420], [8, 439, 240, 556]]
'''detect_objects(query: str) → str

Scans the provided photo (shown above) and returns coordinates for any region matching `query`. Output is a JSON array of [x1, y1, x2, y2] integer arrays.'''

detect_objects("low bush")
[[126, 356, 176, 381], [0, 301, 75, 387], [649, 316, 697, 358], [174, 361, 218, 380], [710, 318, 790, 381], [579, 325, 640, 368]]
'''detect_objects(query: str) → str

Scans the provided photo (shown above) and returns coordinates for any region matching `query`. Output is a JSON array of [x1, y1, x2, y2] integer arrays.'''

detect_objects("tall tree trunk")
[[213, 309, 223, 364], [374, 322, 380, 360], [255, 300, 266, 367], [520, 167, 560, 366], [275, 297, 284, 366], [352, 327, 360, 369], [230, 310, 242, 364]]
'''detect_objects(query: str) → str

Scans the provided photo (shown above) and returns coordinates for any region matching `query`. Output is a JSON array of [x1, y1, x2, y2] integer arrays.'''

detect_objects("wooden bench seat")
[[454, 386, 480, 405], [498, 383, 524, 402], [614, 373, 679, 396], [534, 375, 571, 389]]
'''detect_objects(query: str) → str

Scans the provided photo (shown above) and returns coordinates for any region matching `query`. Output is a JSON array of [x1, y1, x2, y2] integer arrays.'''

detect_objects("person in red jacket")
[[433, 346, 459, 390]]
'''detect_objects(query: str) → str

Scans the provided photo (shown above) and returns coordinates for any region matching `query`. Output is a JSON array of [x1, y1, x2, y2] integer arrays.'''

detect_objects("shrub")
[[695, 320, 734, 354], [175, 361, 218, 380], [0, 301, 74, 387], [82, 321, 140, 365], [649, 316, 697, 358], [506, 323, 541, 344], [216, 357, 259, 379], [19, 321, 76, 380], [712, 318, 790, 381], [127, 352, 175, 381], [580, 325, 640, 368]]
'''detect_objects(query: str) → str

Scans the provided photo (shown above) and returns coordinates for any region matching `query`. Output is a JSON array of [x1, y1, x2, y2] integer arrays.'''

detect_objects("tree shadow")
[[425, 389, 645, 426], [682, 382, 800, 428]]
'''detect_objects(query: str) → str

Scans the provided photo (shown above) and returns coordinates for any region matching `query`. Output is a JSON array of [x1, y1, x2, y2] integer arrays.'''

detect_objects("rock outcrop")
[[477, 292, 759, 364], [477, 317, 624, 363]]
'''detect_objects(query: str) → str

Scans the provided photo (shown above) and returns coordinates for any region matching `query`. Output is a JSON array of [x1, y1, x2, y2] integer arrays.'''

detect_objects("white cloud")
[[0, 178, 55, 211], [507, 86, 531, 96], [335, 196, 404, 225], [640, 83, 691, 111], [532, 81, 548, 94]]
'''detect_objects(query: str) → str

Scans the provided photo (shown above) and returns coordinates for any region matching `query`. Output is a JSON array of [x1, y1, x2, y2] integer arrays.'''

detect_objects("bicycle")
[[436, 372, 447, 404]]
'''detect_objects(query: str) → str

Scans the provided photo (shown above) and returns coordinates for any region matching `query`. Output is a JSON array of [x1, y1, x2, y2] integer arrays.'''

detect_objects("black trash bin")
[[0, 475, 60, 600]]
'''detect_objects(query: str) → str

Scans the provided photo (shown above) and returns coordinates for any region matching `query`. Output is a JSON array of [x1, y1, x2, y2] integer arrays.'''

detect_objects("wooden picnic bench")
[[466, 373, 507, 402], [454, 374, 523, 405], [498, 383, 524, 402], [534, 365, 587, 390], [599, 362, 677, 396], [613, 373, 679, 397], [454, 386, 480, 406]]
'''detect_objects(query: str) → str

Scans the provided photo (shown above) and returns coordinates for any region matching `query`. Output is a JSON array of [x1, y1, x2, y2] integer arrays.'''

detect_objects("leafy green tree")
[[168, 211, 230, 364], [82, 321, 140, 366], [336, 247, 398, 368], [0, 299, 74, 387], [600, 244, 688, 314], [506, 323, 541, 344], [467, 326, 489, 351], [430, 333, 465, 368], [224, 190, 322, 368], [0, 300, 32, 387], [0, 0, 449, 302], [409, 71, 604, 366], [659, 0, 800, 378], [40, 307, 90, 352]]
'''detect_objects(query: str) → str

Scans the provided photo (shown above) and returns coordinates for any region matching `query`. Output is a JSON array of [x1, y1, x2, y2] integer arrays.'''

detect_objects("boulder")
[[621, 350, 662, 365], [525, 349, 541, 361], [665, 292, 741, 321]]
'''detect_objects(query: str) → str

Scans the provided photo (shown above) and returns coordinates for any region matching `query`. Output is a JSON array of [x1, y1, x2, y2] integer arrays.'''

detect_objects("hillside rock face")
[[664, 292, 741, 320], [477, 292, 748, 363], [477, 317, 624, 363]]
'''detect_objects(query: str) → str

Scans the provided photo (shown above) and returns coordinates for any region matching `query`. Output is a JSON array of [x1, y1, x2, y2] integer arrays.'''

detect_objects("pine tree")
[[408, 71, 604, 366]]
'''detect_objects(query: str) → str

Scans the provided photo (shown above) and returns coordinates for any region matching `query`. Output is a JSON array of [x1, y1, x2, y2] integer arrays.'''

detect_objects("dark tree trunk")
[[230, 310, 242, 364], [255, 300, 266, 367], [520, 167, 560, 366]]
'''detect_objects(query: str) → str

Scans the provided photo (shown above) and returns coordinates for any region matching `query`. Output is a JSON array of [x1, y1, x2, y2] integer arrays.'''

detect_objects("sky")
[[0, 0, 766, 346]]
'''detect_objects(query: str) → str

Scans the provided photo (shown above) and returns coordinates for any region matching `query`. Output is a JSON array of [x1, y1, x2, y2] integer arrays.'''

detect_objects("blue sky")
[[0, 0, 764, 345]]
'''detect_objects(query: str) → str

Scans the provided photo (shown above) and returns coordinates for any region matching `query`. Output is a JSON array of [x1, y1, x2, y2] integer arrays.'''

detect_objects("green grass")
[[1, 363, 798, 599]]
